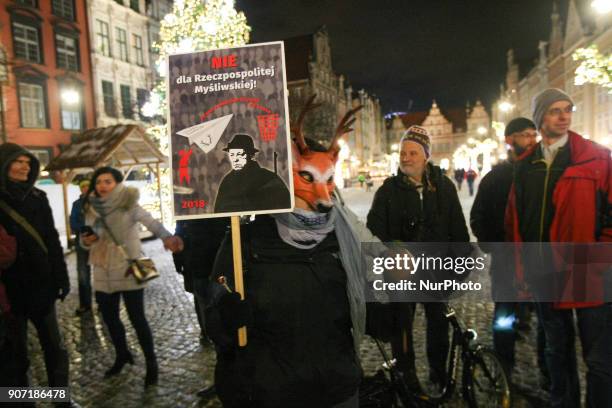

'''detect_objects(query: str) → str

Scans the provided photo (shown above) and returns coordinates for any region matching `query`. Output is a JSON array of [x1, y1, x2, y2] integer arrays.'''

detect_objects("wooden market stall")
[[45, 124, 167, 242]]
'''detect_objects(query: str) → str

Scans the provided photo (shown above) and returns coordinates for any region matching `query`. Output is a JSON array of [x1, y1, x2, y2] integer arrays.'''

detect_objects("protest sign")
[[168, 42, 293, 220]]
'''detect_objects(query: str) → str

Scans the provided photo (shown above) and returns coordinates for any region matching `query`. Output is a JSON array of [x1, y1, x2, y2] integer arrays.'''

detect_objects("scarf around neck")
[[273, 207, 336, 249], [5, 180, 31, 201], [89, 183, 128, 217]]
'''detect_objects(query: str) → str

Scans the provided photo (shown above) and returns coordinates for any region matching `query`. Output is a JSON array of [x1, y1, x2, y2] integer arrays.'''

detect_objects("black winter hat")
[[504, 117, 536, 137]]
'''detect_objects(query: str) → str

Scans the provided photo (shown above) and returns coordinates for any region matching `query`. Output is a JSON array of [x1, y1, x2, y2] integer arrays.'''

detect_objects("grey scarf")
[[89, 183, 127, 217], [273, 208, 336, 249], [272, 203, 367, 351]]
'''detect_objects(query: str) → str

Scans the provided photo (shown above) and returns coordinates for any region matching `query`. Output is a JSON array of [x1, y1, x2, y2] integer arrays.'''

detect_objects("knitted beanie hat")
[[400, 125, 431, 158]]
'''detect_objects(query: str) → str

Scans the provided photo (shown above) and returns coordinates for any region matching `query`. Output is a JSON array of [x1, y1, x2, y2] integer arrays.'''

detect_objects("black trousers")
[[95, 290, 156, 361], [391, 302, 450, 379], [3, 306, 69, 387]]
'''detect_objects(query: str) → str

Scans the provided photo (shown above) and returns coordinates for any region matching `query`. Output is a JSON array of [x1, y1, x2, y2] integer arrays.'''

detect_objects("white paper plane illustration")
[[173, 185, 194, 195], [176, 113, 233, 153]]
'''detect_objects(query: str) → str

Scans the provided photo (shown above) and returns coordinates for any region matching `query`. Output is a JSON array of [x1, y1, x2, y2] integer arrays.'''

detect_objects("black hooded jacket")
[[0, 143, 68, 317], [207, 215, 361, 407]]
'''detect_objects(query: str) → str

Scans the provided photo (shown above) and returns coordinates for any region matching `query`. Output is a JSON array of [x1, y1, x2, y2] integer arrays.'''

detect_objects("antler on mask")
[[329, 105, 363, 158], [289, 95, 363, 213], [290, 94, 321, 154]]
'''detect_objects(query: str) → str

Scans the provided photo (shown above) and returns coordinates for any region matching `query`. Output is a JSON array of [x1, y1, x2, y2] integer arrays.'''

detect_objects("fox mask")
[[291, 95, 362, 212]]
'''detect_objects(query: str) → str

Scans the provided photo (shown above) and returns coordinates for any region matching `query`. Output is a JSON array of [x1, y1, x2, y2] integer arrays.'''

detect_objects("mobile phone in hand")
[[80, 225, 95, 236]]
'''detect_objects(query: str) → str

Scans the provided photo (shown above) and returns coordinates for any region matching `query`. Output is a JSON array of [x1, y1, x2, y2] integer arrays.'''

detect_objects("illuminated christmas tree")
[[573, 45, 612, 92], [142, 0, 250, 223]]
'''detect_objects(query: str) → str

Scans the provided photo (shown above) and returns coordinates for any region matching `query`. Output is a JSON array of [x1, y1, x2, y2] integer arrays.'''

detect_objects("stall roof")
[[46, 124, 166, 172]]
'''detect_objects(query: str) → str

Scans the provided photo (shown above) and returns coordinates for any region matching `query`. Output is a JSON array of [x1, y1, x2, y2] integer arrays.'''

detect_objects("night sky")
[[236, 0, 564, 113]]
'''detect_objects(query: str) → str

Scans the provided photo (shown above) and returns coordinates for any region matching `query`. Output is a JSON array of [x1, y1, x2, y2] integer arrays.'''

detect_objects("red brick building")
[[0, 0, 95, 167]]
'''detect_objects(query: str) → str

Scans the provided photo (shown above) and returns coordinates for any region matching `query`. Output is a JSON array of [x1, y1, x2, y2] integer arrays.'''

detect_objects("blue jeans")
[[536, 303, 612, 408], [75, 238, 92, 308]]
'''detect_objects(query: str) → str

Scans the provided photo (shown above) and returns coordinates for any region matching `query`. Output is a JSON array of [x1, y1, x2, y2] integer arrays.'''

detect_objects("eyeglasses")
[[546, 105, 573, 116]]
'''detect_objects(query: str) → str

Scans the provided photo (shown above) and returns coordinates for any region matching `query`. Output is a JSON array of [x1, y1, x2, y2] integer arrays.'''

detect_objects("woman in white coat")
[[81, 167, 182, 388]]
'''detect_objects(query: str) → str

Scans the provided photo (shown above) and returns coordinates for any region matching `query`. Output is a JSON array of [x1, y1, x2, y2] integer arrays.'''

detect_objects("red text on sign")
[[211, 55, 237, 69], [181, 200, 207, 209]]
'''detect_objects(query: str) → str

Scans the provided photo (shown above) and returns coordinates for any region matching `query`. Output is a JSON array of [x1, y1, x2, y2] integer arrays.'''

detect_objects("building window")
[[130, 0, 139, 12], [116, 28, 128, 62], [120, 85, 132, 118], [18, 82, 47, 128], [59, 86, 83, 130], [55, 33, 79, 71], [16, 0, 37, 7], [13, 22, 41, 63], [96, 20, 111, 57], [132, 34, 143, 65], [52, 0, 75, 20], [102, 80, 116, 117], [27, 148, 52, 168], [136, 88, 149, 118]]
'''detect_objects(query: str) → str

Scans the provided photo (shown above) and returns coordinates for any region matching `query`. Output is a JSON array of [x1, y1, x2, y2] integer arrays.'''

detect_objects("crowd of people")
[[0, 87, 610, 408]]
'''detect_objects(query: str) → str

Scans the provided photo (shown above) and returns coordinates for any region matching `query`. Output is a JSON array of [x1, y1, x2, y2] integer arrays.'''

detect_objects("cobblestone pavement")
[[22, 181, 585, 407]]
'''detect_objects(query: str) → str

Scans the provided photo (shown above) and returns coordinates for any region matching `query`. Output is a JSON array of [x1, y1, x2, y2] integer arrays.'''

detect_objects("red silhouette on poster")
[[178, 148, 193, 185]]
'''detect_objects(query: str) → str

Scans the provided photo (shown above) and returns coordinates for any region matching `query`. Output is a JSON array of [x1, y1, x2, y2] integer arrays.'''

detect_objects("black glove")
[[365, 302, 398, 342], [218, 292, 252, 332], [58, 284, 71, 301], [172, 251, 185, 274]]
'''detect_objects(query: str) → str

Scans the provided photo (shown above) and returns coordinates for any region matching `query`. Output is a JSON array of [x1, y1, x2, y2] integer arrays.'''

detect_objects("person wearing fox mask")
[[204, 97, 390, 408]]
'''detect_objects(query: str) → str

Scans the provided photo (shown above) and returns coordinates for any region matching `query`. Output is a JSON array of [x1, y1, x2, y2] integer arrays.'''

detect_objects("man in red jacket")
[[0, 225, 16, 308], [506, 88, 612, 407], [0, 225, 17, 385]]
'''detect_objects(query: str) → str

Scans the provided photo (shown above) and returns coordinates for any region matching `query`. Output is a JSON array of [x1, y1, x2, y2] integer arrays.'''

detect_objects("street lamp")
[[440, 158, 450, 171], [592, 0, 612, 14], [391, 143, 399, 151], [61, 89, 80, 105], [335, 138, 350, 189], [499, 101, 514, 112]]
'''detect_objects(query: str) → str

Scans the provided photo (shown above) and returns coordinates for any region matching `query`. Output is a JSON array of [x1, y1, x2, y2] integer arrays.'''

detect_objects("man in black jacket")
[[173, 217, 230, 399], [0, 143, 71, 391], [470, 118, 548, 379], [367, 125, 470, 388]]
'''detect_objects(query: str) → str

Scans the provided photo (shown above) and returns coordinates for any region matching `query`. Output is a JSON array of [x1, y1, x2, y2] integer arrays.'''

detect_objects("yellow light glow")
[[499, 101, 514, 112], [592, 0, 612, 14], [61, 89, 80, 105]]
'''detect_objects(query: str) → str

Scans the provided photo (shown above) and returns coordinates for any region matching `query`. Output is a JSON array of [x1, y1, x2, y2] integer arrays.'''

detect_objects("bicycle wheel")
[[465, 348, 512, 408]]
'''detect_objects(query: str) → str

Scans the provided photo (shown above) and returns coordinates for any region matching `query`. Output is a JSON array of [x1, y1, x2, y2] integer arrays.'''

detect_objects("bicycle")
[[363, 304, 512, 408]]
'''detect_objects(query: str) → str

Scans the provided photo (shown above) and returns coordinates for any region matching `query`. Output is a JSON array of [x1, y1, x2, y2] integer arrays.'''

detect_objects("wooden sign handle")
[[231, 216, 247, 347]]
